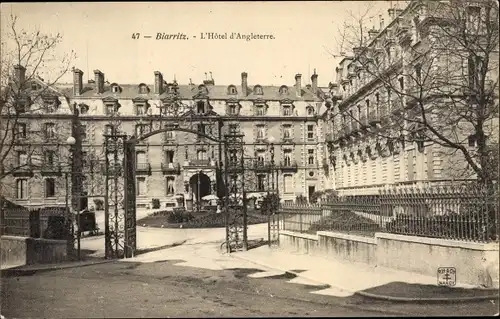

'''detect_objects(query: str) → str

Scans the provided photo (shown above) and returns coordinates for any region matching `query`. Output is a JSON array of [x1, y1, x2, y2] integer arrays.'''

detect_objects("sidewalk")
[[231, 246, 500, 303], [1, 257, 112, 277]]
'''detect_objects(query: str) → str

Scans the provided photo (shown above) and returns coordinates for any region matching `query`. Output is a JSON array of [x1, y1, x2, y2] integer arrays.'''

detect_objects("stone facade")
[[3, 67, 334, 208]]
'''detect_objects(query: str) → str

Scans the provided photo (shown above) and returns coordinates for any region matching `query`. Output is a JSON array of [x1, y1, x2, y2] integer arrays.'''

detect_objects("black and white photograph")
[[0, 1, 499, 317]]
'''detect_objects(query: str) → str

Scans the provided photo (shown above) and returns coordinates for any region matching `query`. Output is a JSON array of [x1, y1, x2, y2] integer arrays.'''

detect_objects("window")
[[136, 104, 148, 116], [139, 85, 148, 94], [228, 104, 237, 115], [229, 150, 238, 165], [283, 175, 293, 193], [307, 107, 314, 116], [279, 86, 288, 94], [255, 105, 266, 116], [256, 150, 266, 163], [257, 175, 266, 191], [308, 171, 315, 177], [197, 101, 205, 114], [31, 82, 38, 91], [197, 123, 206, 135], [79, 104, 89, 115], [45, 150, 55, 165], [135, 124, 149, 137], [229, 124, 239, 134], [414, 64, 422, 83], [166, 177, 175, 195], [105, 104, 116, 115], [165, 150, 175, 164], [16, 123, 27, 139], [197, 150, 207, 160], [165, 125, 175, 140], [256, 125, 266, 140], [137, 177, 146, 196], [45, 100, 58, 113], [136, 151, 147, 164], [468, 55, 484, 91], [468, 135, 476, 147], [283, 150, 292, 166], [467, 6, 481, 31], [228, 86, 237, 95], [44, 123, 56, 139], [307, 125, 314, 139], [283, 125, 292, 140], [375, 93, 380, 105], [398, 77, 404, 91], [17, 151, 27, 167], [308, 149, 315, 165], [254, 85, 263, 95], [105, 124, 115, 135], [283, 105, 292, 116], [80, 125, 87, 140], [112, 85, 120, 93], [16, 179, 27, 199], [45, 178, 56, 198]]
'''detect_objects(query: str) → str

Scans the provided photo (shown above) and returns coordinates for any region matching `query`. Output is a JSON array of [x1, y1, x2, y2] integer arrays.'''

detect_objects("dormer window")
[[138, 84, 149, 94], [228, 85, 237, 95], [79, 104, 89, 115], [136, 103, 149, 116], [198, 85, 208, 94], [31, 82, 38, 91], [254, 85, 263, 95], [197, 101, 206, 114], [111, 84, 120, 93], [282, 105, 292, 116], [306, 106, 315, 116], [279, 85, 288, 95], [227, 104, 238, 116], [105, 103, 120, 115], [255, 104, 266, 116]]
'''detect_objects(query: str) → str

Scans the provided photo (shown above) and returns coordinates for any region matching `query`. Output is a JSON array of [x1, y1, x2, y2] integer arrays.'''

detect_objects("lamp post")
[[66, 135, 82, 260]]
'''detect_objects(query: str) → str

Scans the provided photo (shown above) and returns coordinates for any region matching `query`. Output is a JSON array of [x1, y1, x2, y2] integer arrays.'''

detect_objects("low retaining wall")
[[279, 231, 499, 288], [1, 236, 69, 267]]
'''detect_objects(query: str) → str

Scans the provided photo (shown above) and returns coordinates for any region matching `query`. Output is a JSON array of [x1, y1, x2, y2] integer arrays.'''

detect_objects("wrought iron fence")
[[277, 183, 499, 242], [279, 203, 323, 233]]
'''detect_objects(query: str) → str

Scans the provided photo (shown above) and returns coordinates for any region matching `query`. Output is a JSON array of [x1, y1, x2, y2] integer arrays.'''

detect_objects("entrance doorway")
[[308, 186, 316, 203], [189, 172, 211, 210]]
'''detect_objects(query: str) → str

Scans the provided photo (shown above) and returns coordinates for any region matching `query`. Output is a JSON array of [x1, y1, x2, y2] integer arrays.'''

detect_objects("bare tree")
[[329, 0, 499, 188], [0, 14, 76, 182]]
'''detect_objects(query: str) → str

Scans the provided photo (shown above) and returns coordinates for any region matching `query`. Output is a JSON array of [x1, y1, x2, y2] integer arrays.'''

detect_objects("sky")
[[1, 1, 395, 88]]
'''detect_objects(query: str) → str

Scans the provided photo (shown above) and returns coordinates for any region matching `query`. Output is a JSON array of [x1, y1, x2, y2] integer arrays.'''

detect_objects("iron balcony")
[[40, 163, 62, 176], [161, 163, 181, 175], [279, 161, 298, 172], [136, 163, 152, 175]]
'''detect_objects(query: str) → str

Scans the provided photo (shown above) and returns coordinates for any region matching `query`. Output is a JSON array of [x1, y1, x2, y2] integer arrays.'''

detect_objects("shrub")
[[260, 193, 280, 215], [152, 198, 160, 209], [93, 199, 104, 211], [167, 210, 194, 224], [295, 195, 308, 204]]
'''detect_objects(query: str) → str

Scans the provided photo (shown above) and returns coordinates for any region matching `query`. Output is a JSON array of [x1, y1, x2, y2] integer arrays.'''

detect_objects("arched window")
[[279, 85, 288, 95], [111, 84, 120, 93], [254, 85, 263, 95], [138, 84, 149, 94], [227, 85, 237, 95]]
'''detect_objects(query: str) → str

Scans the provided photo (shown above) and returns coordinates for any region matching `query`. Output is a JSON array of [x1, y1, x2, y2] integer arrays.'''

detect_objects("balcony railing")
[[253, 161, 273, 172], [41, 163, 62, 176], [279, 161, 298, 172], [183, 159, 216, 168], [11, 164, 34, 177], [161, 163, 181, 175], [136, 163, 152, 175]]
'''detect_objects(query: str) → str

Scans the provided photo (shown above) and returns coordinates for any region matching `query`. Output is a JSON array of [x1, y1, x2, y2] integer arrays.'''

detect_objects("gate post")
[[123, 139, 137, 258]]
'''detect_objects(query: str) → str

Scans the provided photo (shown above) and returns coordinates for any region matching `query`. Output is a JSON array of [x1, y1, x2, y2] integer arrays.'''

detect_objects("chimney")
[[154, 71, 164, 94], [73, 68, 84, 96], [13, 65, 26, 86], [388, 8, 395, 20], [94, 70, 104, 94], [380, 16, 385, 30], [311, 69, 318, 94], [241, 72, 248, 96], [295, 74, 302, 97]]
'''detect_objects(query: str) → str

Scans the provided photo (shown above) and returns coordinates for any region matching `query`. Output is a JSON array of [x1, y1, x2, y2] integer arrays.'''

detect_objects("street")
[[2, 237, 498, 318]]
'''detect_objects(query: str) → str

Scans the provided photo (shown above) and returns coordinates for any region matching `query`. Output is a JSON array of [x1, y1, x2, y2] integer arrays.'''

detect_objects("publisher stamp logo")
[[437, 267, 456, 286]]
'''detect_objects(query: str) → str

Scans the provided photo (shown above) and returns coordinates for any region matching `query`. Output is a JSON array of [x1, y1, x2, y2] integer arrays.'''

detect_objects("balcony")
[[279, 161, 298, 172], [183, 159, 216, 169], [252, 161, 273, 172], [11, 164, 34, 177], [40, 163, 62, 176], [100, 163, 123, 176], [161, 163, 181, 175], [136, 163, 152, 175]]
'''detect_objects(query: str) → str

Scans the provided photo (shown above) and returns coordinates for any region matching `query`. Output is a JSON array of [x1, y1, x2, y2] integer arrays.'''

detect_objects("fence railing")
[[277, 183, 499, 242]]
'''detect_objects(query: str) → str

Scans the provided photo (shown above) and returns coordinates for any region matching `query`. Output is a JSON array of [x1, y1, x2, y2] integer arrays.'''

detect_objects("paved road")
[[2, 240, 498, 318]]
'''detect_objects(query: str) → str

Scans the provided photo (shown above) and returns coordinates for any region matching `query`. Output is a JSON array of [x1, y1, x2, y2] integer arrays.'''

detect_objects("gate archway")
[[102, 92, 248, 258]]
